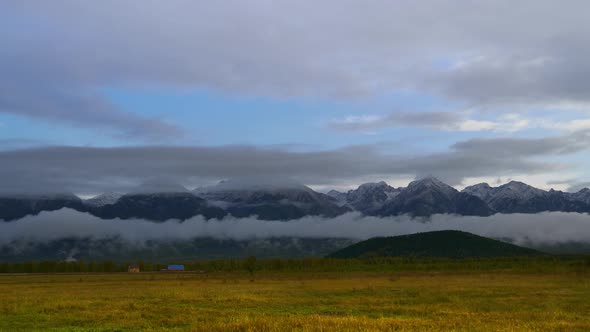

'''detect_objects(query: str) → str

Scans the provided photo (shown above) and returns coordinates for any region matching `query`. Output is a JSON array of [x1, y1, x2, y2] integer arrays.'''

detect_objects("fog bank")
[[1, 209, 590, 247]]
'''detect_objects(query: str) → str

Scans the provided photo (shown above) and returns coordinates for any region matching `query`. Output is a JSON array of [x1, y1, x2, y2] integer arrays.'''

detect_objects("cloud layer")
[[2, 2, 590, 191], [328, 112, 532, 133], [1, 130, 589, 193], [2, 209, 590, 248], [3, 1, 590, 137]]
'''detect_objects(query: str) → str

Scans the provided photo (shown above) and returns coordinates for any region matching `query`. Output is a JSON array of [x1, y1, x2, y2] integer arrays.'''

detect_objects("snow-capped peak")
[[504, 180, 532, 190], [193, 178, 329, 206], [131, 181, 189, 194], [342, 181, 401, 211], [327, 189, 344, 197], [326, 190, 348, 206], [350, 181, 397, 195], [462, 183, 493, 199], [406, 176, 457, 197], [494, 181, 545, 200], [84, 192, 122, 207], [195, 178, 310, 193], [571, 188, 590, 204]]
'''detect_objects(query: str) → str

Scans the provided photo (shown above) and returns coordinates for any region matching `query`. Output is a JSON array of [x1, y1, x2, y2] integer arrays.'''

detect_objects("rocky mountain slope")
[[463, 181, 590, 213], [374, 177, 492, 217], [2, 178, 590, 221], [193, 180, 350, 220]]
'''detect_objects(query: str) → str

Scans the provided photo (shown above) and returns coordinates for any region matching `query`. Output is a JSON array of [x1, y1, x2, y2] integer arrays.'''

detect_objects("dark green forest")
[[1, 256, 589, 274], [329, 230, 543, 259]]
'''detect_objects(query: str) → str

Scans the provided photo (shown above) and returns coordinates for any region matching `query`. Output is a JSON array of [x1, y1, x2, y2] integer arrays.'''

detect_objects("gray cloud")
[[328, 112, 462, 132], [425, 55, 590, 107], [450, 130, 590, 157], [547, 179, 577, 186], [0, 138, 50, 151], [0, 130, 588, 194], [328, 112, 543, 134], [2, 209, 590, 247], [546, 178, 590, 192], [0, 83, 184, 141], [2, 0, 590, 139]]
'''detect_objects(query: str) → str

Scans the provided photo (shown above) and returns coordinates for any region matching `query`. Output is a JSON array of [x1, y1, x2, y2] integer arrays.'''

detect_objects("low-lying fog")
[[2, 209, 590, 247]]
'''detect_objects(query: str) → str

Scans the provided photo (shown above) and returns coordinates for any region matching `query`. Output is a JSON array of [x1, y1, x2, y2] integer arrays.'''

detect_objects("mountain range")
[[2, 177, 590, 222], [330, 177, 590, 216]]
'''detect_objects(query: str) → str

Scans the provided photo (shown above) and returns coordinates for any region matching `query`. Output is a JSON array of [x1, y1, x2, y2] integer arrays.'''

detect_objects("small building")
[[167, 264, 185, 272], [128, 264, 140, 273]]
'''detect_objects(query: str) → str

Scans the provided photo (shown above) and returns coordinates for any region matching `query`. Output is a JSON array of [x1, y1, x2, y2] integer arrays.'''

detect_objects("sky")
[[2, 1, 590, 194]]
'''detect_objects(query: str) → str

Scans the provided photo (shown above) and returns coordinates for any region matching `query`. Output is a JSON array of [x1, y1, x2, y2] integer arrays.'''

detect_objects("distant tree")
[[23, 261, 33, 273], [243, 256, 257, 277], [78, 259, 87, 273], [103, 260, 114, 273], [269, 258, 284, 271]]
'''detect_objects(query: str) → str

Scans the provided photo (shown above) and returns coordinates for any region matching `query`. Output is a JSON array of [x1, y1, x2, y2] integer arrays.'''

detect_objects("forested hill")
[[328, 230, 544, 259]]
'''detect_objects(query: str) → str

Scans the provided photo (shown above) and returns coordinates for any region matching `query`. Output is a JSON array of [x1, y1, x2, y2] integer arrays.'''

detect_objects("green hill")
[[328, 230, 544, 258]]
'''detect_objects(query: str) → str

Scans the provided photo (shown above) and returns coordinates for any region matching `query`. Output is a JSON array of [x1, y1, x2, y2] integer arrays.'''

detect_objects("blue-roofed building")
[[167, 264, 185, 272]]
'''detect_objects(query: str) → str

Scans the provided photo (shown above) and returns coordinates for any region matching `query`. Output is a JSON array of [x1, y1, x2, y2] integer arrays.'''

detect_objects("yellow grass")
[[0, 272, 589, 331]]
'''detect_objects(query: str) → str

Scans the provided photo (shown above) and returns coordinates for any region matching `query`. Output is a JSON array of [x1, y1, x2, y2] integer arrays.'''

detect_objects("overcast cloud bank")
[[2, 209, 590, 247], [3, 1, 590, 138], [2, 130, 590, 194]]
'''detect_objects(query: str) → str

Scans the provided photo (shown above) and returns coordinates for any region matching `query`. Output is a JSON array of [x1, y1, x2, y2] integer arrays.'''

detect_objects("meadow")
[[1, 258, 589, 331]]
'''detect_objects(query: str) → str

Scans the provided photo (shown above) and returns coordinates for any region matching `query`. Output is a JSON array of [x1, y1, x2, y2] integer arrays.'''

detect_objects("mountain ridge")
[[1, 178, 590, 221], [374, 177, 493, 217], [462, 181, 590, 213]]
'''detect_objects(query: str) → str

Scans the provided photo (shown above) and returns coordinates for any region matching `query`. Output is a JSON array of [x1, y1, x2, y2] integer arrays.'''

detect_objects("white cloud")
[[328, 112, 532, 133], [452, 114, 530, 132], [329, 111, 590, 134], [547, 119, 590, 132], [2, 209, 590, 248]]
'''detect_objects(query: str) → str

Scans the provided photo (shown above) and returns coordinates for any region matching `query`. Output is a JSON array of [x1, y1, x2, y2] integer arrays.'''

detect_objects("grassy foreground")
[[1, 270, 589, 331]]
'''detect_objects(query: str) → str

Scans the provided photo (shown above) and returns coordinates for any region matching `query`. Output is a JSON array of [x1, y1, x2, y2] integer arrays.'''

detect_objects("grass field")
[[1, 270, 589, 331]]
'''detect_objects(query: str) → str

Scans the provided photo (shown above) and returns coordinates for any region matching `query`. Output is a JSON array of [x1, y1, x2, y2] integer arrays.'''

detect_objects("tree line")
[[0, 256, 589, 274]]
